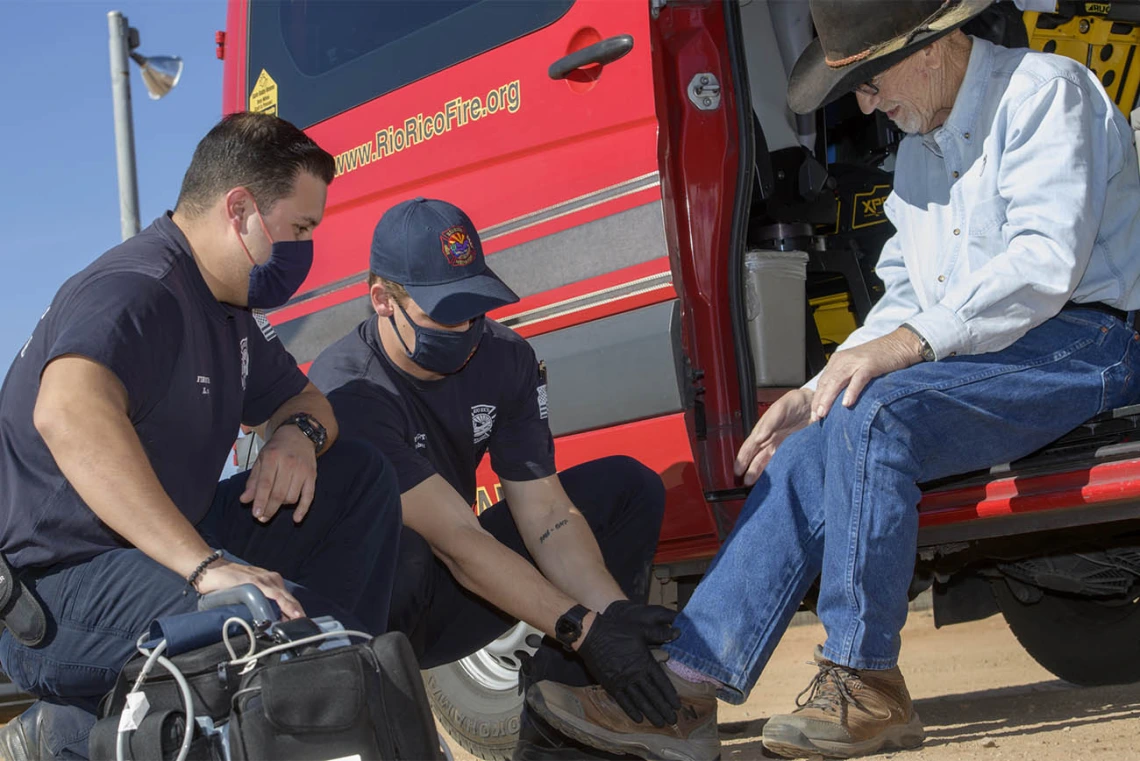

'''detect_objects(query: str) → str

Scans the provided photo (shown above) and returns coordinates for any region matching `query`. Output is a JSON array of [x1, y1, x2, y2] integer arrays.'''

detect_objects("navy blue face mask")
[[237, 207, 314, 310], [391, 303, 484, 375]]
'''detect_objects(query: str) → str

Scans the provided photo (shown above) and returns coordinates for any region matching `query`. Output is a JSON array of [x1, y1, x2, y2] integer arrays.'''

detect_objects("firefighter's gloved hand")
[[577, 611, 681, 727], [604, 600, 680, 646]]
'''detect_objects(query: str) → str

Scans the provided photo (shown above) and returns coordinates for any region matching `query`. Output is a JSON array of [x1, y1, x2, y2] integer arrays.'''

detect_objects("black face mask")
[[391, 303, 484, 374], [246, 239, 313, 310], [236, 204, 314, 309]]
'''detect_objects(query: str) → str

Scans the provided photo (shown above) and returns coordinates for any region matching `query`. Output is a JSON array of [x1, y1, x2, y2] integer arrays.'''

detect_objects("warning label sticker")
[[249, 70, 278, 115]]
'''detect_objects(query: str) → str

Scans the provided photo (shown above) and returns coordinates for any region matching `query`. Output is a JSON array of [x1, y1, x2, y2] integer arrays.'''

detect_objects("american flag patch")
[[253, 310, 278, 342], [537, 360, 549, 419], [537, 384, 549, 420]]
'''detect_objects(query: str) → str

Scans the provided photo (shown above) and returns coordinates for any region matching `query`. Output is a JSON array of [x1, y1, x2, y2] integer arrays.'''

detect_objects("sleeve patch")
[[253, 310, 278, 342], [537, 384, 549, 420], [537, 360, 549, 419]]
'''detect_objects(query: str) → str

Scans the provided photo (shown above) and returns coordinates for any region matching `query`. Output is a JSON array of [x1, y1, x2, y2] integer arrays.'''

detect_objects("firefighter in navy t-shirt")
[[309, 198, 677, 760], [0, 114, 401, 759]]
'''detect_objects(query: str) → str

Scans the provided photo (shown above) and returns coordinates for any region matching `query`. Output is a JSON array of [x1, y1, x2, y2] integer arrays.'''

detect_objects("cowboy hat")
[[787, 0, 994, 114]]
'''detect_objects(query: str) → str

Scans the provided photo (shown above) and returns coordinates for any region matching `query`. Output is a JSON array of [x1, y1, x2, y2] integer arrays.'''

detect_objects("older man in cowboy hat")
[[525, 0, 1140, 759]]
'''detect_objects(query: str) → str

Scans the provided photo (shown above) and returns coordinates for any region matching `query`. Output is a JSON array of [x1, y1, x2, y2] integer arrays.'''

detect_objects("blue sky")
[[0, 0, 227, 363]]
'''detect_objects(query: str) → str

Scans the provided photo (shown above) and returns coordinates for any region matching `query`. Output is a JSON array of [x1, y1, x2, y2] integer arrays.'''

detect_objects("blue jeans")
[[0, 438, 401, 758], [666, 309, 1140, 704]]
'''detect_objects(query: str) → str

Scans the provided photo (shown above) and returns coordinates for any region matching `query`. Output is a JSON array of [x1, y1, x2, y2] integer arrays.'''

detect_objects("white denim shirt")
[[828, 37, 1140, 366]]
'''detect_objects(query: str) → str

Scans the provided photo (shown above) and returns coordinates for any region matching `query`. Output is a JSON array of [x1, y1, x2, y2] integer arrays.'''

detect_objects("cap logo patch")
[[441, 225, 475, 267]]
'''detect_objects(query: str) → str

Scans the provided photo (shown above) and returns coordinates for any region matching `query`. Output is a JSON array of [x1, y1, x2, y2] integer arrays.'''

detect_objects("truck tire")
[[424, 622, 541, 761], [992, 579, 1140, 686]]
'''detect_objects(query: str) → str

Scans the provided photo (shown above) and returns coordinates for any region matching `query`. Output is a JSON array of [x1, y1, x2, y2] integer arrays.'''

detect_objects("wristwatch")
[[901, 323, 936, 362], [281, 412, 328, 453], [554, 604, 590, 651]]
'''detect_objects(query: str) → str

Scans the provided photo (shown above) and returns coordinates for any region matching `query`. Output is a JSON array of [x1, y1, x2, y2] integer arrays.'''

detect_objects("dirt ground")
[[444, 611, 1140, 761]]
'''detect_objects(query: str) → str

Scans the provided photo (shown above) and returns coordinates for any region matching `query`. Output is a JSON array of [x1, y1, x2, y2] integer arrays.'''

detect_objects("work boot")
[[526, 665, 719, 761], [762, 647, 925, 758], [512, 709, 642, 760], [0, 701, 46, 761]]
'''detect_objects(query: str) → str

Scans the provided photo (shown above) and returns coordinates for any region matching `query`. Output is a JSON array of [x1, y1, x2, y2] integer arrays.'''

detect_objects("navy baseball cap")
[[369, 198, 519, 324]]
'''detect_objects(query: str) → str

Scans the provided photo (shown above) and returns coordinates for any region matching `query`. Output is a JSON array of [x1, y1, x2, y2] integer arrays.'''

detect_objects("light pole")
[[107, 11, 183, 241]]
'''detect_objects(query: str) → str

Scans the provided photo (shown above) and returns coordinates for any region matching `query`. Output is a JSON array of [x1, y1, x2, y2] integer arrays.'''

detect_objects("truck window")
[[247, 0, 574, 129]]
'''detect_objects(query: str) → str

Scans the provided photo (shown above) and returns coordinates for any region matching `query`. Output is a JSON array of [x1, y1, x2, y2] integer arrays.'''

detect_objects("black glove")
[[604, 600, 680, 646], [576, 609, 681, 727]]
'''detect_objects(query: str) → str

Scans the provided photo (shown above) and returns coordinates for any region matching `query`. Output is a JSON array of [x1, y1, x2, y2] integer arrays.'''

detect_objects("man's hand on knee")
[[239, 425, 318, 524], [811, 329, 925, 422], [736, 388, 814, 486]]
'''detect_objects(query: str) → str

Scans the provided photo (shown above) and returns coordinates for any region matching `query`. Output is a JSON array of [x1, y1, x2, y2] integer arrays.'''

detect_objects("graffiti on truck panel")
[[334, 80, 522, 177]]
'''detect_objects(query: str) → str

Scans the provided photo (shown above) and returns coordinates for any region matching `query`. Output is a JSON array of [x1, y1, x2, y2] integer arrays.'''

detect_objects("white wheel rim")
[[456, 621, 542, 692]]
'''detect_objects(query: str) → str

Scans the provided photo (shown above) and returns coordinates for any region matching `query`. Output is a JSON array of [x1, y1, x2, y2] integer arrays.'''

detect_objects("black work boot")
[[0, 701, 47, 761]]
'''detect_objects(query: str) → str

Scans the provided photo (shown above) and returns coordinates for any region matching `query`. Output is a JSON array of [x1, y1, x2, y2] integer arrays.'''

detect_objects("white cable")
[[227, 629, 372, 667], [118, 638, 167, 761], [117, 636, 195, 761], [129, 636, 166, 692], [222, 616, 257, 661], [156, 654, 195, 761]]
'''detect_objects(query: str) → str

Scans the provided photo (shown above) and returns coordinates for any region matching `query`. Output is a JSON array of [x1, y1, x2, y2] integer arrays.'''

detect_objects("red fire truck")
[[221, 1, 1140, 758]]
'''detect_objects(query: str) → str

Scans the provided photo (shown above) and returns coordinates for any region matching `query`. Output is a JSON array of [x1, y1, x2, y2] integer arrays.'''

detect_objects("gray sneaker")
[[526, 666, 720, 761]]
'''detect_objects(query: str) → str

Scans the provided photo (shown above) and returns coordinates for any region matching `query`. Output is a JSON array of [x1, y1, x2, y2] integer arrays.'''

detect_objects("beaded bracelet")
[[186, 549, 224, 593]]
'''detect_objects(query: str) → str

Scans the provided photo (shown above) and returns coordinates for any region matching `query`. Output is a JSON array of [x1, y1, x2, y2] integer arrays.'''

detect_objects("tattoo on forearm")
[[539, 519, 569, 544]]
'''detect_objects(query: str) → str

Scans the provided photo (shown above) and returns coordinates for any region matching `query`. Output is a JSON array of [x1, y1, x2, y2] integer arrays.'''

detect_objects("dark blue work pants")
[[0, 439, 402, 759], [387, 455, 667, 686]]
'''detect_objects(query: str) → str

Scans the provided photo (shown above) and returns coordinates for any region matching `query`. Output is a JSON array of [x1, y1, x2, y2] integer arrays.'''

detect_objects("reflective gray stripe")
[[484, 200, 667, 300], [281, 271, 366, 310], [278, 296, 374, 366], [276, 179, 663, 311], [480, 171, 660, 242], [279, 201, 669, 365], [532, 300, 684, 437], [500, 271, 673, 330], [282, 299, 685, 440]]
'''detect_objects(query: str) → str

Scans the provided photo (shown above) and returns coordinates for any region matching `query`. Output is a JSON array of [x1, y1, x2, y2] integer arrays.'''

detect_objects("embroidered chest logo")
[[441, 225, 475, 267], [239, 338, 249, 392], [472, 404, 497, 445], [413, 433, 427, 450], [197, 375, 211, 396]]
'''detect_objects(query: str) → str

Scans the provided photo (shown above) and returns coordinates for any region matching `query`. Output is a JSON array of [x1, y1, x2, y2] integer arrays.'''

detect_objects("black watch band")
[[281, 412, 328, 453], [554, 604, 590, 651]]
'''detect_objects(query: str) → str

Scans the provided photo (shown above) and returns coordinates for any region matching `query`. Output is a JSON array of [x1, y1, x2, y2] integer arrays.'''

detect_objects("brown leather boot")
[[762, 648, 925, 758], [526, 665, 720, 761]]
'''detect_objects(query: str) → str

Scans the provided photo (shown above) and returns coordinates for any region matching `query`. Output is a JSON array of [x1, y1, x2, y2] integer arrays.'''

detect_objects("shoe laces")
[[795, 662, 865, 715]]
